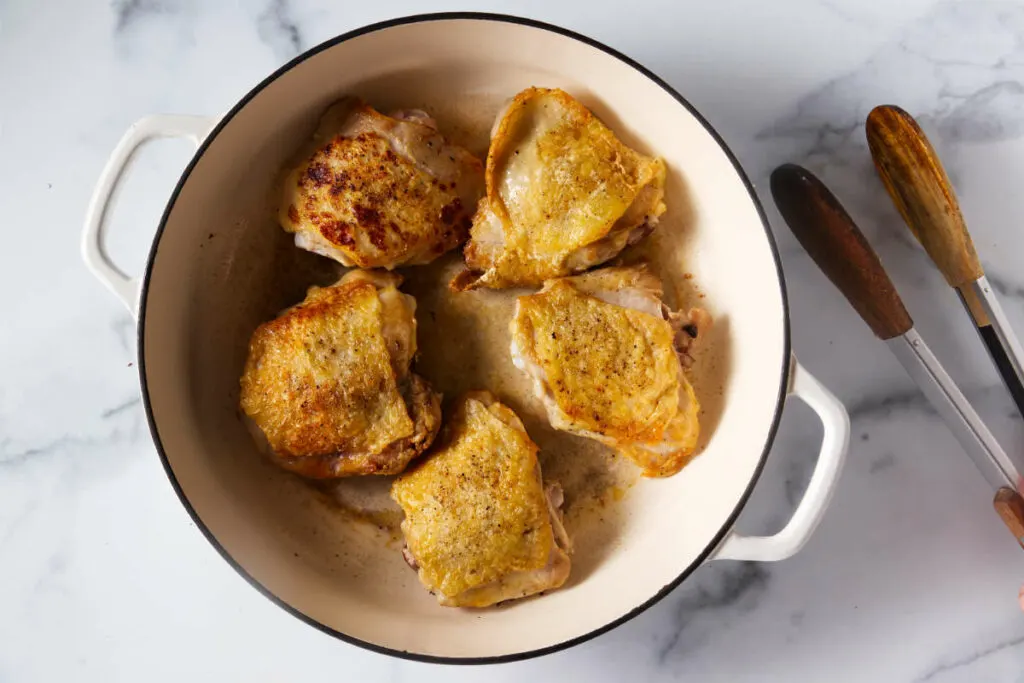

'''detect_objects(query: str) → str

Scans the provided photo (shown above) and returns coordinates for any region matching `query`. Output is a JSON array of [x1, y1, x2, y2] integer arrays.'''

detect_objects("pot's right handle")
[[81, 115, 217, 319], [712, 357, 850, 562]]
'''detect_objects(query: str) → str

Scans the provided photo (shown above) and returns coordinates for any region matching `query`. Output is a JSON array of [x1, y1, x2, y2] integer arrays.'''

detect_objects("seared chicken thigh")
[[240, 270, 441, 478], [279, 98, 484, 269], [391, 392, 571, 607], [451, 88, 667, 290], [510, 266, 711, 477]]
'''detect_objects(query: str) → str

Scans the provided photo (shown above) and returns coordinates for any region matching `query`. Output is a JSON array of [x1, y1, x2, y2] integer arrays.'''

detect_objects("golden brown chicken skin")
[[240, 270, 441, 478], [510, 266, 711, 477], [280, 98, 484, 270], [451, 88, 666, 291], [391, 391, 571, 607]]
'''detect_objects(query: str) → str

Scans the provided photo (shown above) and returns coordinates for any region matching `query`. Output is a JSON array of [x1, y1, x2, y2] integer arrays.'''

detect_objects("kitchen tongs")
[[771, 163, 1024, 548]]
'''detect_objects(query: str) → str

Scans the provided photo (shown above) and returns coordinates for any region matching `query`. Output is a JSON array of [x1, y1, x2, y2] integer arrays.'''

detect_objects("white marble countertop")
[[4, 0, 1024, 680]]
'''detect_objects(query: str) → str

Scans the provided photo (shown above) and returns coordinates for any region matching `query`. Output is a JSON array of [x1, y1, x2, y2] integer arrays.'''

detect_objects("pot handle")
[[712, 357, 849, 562], [81, 115, 217, 319]]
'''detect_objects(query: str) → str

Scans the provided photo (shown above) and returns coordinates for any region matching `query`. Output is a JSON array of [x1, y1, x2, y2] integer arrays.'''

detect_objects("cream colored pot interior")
[[141, 18, 787, 660]]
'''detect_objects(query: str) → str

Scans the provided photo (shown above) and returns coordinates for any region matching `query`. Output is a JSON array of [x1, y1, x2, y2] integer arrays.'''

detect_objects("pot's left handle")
[[712, 357, 850, 562], [81, 115, 217, 319]]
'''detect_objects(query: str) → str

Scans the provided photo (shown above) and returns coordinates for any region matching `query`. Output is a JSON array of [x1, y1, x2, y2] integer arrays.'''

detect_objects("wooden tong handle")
[[770, 163, 913, 340], [994, 487, 1024, 549], [865, 105, 983, 287]]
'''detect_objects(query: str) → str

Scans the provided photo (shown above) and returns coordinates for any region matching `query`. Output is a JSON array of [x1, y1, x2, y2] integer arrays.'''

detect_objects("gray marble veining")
[[257, 0, 303, 60], [657, 562, 772, 663]]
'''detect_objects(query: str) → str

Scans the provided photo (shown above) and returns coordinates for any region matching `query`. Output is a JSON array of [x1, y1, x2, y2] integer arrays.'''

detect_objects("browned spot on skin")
[[321, 220, 355, 247], [306, 162, 332, 186], [366, 228, 388, 250], [329, 170, 350, 196], [287, 204, 299, 223], [308, 210, 334, 228], [440, 197, 463, 225], [354, 204, 382, 226], [354, 204, 389, 250]]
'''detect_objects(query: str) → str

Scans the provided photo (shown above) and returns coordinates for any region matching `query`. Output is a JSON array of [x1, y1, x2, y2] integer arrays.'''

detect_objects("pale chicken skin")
[[451, 87, 667, 291], [279, 97, 484, 269], [240, 270, 441, 478], [510, 266, 711, 477], [391, 391, 571, 608]]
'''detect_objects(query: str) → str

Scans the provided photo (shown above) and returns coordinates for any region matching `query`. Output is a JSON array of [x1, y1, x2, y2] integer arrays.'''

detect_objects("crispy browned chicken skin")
[[510, 266, 710, 477], [451, 88, 666, 290], [391, 391, 571, 607], [240, 270, 441, 478], [280, 98, 484, 270]]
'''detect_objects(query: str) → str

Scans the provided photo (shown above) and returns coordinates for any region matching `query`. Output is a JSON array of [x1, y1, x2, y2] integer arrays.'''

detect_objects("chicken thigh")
[[510, 266, 711, 477], [451, 88, 666, 290], [240, 270, 441, 478], [279, 97, 484, 269], [391, 391, 571, 608]]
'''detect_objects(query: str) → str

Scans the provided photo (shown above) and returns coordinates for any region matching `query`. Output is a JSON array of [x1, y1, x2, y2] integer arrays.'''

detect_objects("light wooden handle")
[[994, 487, 1024, 550], [865, 105, 983, 288], [770, 163, 913, 340]]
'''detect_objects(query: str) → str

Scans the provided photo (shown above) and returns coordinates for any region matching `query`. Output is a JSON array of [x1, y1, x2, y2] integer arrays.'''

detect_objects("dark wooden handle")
[[994, 487, 1024, 550], [866, 105, 983, 288], [770, 163, 913, 340]]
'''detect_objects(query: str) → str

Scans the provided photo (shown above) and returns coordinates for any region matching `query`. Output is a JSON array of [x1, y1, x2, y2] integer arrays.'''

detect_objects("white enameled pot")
[[81, 13, 849, 664]]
